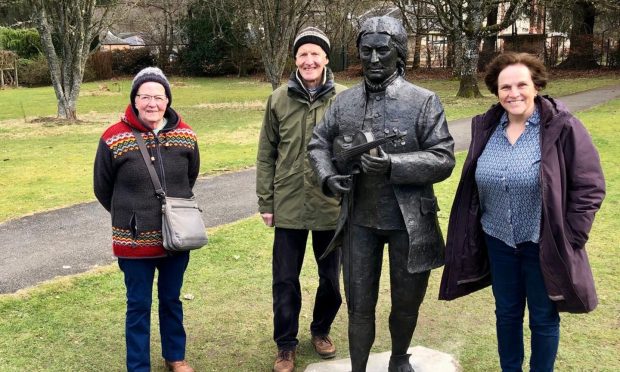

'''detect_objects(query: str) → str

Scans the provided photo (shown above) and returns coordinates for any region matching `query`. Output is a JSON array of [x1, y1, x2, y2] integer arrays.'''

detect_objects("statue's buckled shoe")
[[388, 353, 414, 372]]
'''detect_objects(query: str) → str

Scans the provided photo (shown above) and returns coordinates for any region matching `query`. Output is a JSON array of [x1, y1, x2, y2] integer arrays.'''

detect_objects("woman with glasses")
[[94, 67, 198, 372]]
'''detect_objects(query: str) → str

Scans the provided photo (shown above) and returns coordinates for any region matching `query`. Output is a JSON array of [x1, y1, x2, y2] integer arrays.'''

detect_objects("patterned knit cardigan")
[[94, 104, 200, 258]]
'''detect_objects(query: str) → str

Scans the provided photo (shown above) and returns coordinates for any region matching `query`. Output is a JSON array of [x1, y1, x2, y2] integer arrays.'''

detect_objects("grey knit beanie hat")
[[293, 27, 330, 58], [130, 67, 172, 108]]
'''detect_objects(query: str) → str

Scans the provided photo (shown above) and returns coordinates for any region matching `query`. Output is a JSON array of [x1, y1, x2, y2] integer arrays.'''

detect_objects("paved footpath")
[[1, 84, 619, 294]]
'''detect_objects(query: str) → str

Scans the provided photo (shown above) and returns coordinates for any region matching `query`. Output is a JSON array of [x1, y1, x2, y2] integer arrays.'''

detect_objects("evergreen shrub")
[[0, 27, 41, 59], [17, 55, 51, 86], [111, 47, 155, 75]]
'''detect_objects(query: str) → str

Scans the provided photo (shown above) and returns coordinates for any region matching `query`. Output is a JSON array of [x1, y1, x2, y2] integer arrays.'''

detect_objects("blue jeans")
[[118, 252, 190, 372], [485, 234, 560, 372]]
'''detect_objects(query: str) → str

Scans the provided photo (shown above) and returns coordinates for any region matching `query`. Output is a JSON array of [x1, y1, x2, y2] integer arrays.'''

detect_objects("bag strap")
[[131, 128, 166, 200]]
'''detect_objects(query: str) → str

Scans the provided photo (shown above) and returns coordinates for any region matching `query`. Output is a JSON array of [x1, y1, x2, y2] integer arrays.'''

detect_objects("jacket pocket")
[[129, 213, 138, 246], [457, 204, 490, 284], [410, 196, 443, 248], [420, 196, 439, 215], [563, 213, 586, 250], [274, 161, 302, 184], [273, 170, 304, 224]]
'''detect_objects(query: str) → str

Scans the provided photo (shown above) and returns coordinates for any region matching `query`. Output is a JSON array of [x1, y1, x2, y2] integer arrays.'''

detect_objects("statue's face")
[[359, 33, 398, 84]]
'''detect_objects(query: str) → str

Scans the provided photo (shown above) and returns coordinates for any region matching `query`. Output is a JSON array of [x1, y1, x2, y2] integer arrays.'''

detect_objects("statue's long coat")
[[308, 77, 455, 273]]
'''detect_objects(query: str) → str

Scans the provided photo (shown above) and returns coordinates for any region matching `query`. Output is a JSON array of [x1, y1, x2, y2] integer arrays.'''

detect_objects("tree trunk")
[[559, 0, 598, 69], [451, 32, 463, 78], [478, 5, 498, 71], [430, 0, 526, 97], [457, 36, 483, 98], [412, 33, 422, 69], [57, 98, 78, 120], [30, 0, 98, 121], [262, 51, 287, 90], [249, 0, 311, 90], [425, 35, 432, 68], [448, 9, 464, 78]]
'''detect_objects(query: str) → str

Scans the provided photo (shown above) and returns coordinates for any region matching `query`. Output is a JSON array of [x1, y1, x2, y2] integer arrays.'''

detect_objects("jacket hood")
[[122, 104, 181, 132], [287, 67, 335, 102], [537, 95, 569, 124]]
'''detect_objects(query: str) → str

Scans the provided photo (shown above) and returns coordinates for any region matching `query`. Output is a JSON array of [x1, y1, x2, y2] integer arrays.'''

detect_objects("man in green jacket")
[[256, 27, 345, 372]]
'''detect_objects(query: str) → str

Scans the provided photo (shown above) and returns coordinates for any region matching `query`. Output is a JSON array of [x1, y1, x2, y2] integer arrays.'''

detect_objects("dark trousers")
[[272, 227, 342, 351], [485, 234, 560, 372], [343, 224, 430, 372], [118, 252, 190, 372]]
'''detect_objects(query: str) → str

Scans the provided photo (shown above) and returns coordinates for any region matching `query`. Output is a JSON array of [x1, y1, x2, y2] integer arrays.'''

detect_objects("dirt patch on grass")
[[230, 80, 265, 85], [170, 81, 200, 89], [194, 100, 264, 110], [80, 83, 123, 97], [0, 112, 119, 130], [80, 91, 122, 97], [26, 112, 119, 126], [27, 117, 92, 126]]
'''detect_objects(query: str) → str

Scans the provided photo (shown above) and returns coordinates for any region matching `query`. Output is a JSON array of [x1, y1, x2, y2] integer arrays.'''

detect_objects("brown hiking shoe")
[[164, 360, 194, 372], [273, 349, 296, 372], [311, 335, 336, 359]]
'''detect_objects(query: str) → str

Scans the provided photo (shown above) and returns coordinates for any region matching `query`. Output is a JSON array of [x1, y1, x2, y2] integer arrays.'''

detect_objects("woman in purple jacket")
[[439, 53, 605, 371]]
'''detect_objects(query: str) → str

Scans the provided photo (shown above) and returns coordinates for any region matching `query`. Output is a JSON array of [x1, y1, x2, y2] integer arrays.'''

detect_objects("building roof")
[[101, 31, 128, 45], [122, 35, 145, 46], [101, 31, 145, 46]]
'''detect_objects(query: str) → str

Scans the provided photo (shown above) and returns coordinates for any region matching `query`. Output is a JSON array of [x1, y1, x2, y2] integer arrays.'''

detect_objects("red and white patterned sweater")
[[94, 105, 200, 258]]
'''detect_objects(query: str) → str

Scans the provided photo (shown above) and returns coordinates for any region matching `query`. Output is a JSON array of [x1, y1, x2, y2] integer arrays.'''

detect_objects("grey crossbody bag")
[[132, 128, 208, 251]]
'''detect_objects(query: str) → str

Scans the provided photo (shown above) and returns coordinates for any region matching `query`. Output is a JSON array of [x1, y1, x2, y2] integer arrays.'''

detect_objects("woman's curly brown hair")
[[484, 52, 548, 96]]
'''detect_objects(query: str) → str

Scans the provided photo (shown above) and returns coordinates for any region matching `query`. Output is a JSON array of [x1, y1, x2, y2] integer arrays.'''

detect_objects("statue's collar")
[[362, 74, 402, 100], [364, 71, 399, 93]]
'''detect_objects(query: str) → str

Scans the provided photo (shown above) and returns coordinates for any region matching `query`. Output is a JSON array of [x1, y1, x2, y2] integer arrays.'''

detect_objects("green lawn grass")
[[1, 74, 617, 121], [1, 74, 618, 222], [0, 90, 618, 371]]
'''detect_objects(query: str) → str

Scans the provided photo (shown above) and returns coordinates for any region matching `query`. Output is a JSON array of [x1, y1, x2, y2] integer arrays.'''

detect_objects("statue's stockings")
[[343, 224, 430, 372]]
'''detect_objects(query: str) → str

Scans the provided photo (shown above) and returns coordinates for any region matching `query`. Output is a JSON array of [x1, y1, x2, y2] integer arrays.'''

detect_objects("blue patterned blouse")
[[475, 109, 542, 248]]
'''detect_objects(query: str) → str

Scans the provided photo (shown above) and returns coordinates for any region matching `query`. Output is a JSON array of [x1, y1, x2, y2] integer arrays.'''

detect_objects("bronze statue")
[[308, 16, 455, 372]]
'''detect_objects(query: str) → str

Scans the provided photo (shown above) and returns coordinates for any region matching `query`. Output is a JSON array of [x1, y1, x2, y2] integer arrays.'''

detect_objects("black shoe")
[[388, 353, 414, 372]]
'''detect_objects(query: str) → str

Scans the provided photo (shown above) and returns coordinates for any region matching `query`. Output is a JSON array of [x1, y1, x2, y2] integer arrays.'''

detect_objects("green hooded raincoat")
[[256, 70, 345, 230]]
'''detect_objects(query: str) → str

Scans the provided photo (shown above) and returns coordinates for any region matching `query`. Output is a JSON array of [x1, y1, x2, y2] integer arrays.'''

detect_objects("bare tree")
[[558, 0, 598, 68], [28, 0, 112, 120], [392, 0, 440, 70], [306, 0, 372, 71], [179, 0, 313, 83], [132, 0, 191, 70], [184, 0, 260, 76], [479, 4, 499, 70], [242, 0, 313, 90], [0, 0, 33, 26], [544, 0, 620, 67], [431, 0, 527, 97]]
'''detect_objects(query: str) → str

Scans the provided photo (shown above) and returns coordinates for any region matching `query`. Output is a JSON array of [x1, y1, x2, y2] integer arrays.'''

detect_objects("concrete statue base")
[[304, 346, 461, 372]]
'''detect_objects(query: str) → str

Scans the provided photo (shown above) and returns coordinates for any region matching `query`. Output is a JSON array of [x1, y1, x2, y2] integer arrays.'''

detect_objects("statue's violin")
[[332, 130, 406, 175]]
